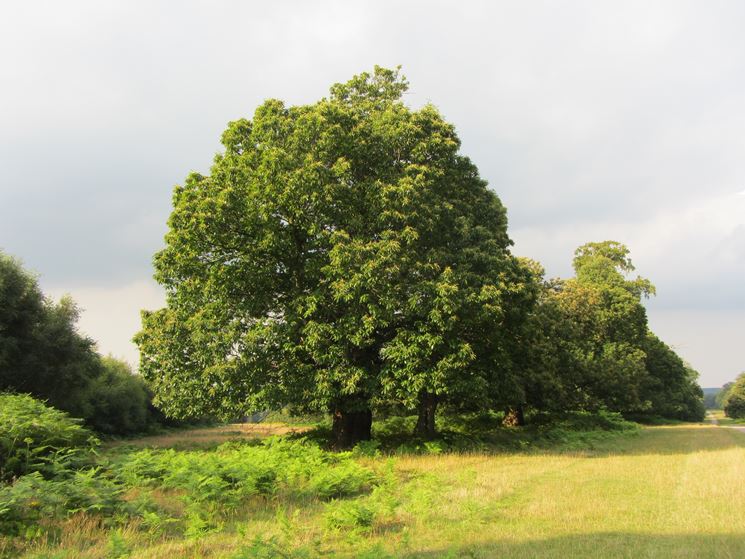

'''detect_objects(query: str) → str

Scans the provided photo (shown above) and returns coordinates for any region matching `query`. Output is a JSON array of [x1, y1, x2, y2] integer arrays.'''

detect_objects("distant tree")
[[0, 251, 159, 435], [82, 356, 153, 435], [703, 390, 719, 410], [136, 67, 531, 447], [723, 374, 745, 419], [509, 260, 578, 416], [640, 333, 704, 421], [716, 381, 734, 409], [504, 242, 704, 422], [552, 241, 653, 413], [0, 251, 101, 419]]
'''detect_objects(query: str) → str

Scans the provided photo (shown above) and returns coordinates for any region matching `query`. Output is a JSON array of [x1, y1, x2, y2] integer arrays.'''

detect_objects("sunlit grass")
[[106, 423, 311, 450], [8, 423, 745, 558]]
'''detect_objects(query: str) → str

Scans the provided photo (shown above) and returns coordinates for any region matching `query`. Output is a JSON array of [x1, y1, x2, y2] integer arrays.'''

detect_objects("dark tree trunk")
[[414, 391, 438, 439], [331, 405, 372, 449], [503, 405, 525, 427]]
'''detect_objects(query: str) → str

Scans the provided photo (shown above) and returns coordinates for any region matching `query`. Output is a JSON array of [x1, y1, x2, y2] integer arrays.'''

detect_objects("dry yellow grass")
[[17, 422, 745, 558], [378, 423, 745, 558], [108, 423, 310, 449]]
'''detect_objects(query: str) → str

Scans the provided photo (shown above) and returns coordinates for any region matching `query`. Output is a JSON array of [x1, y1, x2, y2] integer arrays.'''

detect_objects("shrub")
[[0, 469, 125, 536], [723, 373, 745, 419], [81, 356, 154, 436], [112, 437, 376, 512], [324, 462, 399, 532], [324, 499, 375, 530], [0, 393, 97, 481], [724, 392, 745, 419]]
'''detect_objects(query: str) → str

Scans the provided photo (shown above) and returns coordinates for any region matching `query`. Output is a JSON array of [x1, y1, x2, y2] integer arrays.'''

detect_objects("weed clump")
[[113, 437, 375, 506], [0, 393, 98, 481], [1, 418, 378, 547]]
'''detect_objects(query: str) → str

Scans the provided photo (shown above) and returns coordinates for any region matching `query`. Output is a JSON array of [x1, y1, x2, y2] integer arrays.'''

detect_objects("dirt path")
[[706, 412, 745, 433]]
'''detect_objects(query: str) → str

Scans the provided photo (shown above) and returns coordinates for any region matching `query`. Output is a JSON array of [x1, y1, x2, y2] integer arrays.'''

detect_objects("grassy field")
[[6, 420, 745, 559]]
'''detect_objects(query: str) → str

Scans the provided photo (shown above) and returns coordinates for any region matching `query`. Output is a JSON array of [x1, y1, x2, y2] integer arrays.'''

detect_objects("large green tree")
[[640, 333, 705, 421], [136, 67, 528, 446], [520, 241, 703, 420], [513, 260, 581, 416], [549, 241, 654, 412]]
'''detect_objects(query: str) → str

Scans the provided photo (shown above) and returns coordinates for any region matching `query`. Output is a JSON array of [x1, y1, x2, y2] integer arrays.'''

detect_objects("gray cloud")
[[1, 0, 743, 383]]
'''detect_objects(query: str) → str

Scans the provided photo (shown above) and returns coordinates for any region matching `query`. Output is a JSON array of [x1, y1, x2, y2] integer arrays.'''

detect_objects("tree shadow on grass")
[[582, 425, 745, 457], [295, 424, 745, 459], [402, 531, 745, 558]]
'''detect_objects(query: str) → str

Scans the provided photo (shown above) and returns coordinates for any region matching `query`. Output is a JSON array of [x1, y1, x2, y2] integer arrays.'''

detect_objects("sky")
[[1, 0, 743, 387]]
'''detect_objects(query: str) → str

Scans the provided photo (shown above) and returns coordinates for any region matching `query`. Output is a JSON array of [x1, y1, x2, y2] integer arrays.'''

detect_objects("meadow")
[[3, 411, 744, 559]]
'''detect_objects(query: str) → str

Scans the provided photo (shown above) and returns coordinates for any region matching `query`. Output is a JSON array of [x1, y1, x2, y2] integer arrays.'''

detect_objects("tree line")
[[0, 252, 160, 435], [133, 67, 704, 448], [716, 375, 745, 418]]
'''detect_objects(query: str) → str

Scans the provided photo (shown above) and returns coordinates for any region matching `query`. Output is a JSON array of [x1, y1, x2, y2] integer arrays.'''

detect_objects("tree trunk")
[[414, 391, 438, 439], [503, 405, 525, 427], [331, 405, 372, 449]]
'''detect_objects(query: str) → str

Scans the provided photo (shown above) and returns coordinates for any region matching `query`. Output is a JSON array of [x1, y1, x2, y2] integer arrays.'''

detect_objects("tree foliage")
[[723, 373, 745, 419], [716, 381, 734, 409], [0, 252, 101, 418], [136, 67, 531, 446], [534, 241, 653, 413], [0, 251, 158, 435], [640, 333, 704, 421], [517, 242, 703, 421]]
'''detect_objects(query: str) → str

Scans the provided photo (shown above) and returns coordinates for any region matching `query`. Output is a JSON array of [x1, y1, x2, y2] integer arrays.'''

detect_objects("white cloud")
[[45, 280, 165, 369], [648, 309, 745, 387], [512, 191, 745, 303]]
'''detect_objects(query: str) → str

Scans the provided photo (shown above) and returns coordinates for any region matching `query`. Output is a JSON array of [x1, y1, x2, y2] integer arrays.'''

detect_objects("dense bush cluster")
[[112, 437, 375, 537], [721, 373, 745, 419], [0, 252, 158, 436], [114, 438, 375, 502], [0, 395, 118, 537]]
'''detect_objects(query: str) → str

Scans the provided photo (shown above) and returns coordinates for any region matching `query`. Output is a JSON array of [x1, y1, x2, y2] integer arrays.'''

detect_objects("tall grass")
[[4, 410, 742, 559]]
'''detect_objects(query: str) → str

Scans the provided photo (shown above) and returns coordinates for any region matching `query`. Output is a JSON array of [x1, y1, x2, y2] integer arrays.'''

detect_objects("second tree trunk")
[[415, 391, 438, 439]]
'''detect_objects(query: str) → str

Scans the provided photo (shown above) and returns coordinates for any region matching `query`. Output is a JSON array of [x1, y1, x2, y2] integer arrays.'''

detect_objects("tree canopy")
[[136, 67, 532, 446], [0, 252, 100, 418], [0, 251, 158, 435], [722, 373, 745, 419], [135, 69, 704, 445], [515, 241, 704, 422]]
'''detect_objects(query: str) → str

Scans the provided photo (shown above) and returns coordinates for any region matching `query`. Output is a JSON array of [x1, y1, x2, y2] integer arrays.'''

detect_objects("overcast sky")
[[1, 1, 743, 387]]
